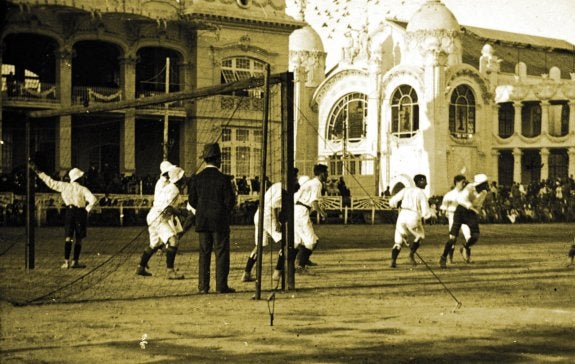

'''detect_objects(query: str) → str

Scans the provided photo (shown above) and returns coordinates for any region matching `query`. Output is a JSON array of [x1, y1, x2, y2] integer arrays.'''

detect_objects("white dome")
[[289, 25, 324, 52], [406, 0, 459, 33]]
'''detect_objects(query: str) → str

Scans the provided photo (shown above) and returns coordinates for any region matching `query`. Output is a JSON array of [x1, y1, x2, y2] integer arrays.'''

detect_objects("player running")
[[439, 173, 489, 269], [389, 174, 432, 268], [439, 174, 471, 264]]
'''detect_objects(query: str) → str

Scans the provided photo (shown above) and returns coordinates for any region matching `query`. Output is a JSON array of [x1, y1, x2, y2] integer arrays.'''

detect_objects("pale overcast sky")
[[287, 0, 575, 69]]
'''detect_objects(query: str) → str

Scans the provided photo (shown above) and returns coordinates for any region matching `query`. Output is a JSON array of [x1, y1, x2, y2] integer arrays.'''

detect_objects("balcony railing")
[[1, 78, 58, 103]]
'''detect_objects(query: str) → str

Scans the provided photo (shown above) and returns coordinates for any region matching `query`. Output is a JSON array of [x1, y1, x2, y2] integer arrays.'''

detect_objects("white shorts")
[[294, 204, 318, 250], [254, 209, 282, 246], [147, 214, 182, 248], [394, 210, 425, 245]]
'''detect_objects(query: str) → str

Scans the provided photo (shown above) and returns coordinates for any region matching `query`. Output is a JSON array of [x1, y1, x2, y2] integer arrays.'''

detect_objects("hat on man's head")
[[169, 166, 185, 184], [201, 143, 221, 160], [160, 161, 175, 174], [69, 168, 84, 182], [473, 173, 488, 186]]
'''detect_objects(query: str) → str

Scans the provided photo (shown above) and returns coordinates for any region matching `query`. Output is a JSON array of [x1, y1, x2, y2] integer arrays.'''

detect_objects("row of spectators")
[[0, 167, 273, 197], [2, 166, 574, 226]]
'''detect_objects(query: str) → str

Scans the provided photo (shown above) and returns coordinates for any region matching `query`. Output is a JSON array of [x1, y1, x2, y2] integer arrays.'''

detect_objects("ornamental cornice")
[[211, 35, 277, 58], [314, 68, 368, 105], [560, 81, 575, 99], [380, 66, 423, 95], [533, 77, 557, 100], [492, 132, 574, 148], [517, 133, 541, 144], [405, 29, 460, 56], [445, 66, 492, 103], [449, 134, 477, 145], [492, 133, 514, 145]]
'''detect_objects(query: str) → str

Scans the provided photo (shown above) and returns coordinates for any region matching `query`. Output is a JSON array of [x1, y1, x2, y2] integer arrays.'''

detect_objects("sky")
[[286, 0, 575, 69]]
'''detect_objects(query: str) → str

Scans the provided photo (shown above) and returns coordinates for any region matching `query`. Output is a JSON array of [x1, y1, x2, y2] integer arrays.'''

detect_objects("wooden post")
[[281, 72, 295, 290], [26, 115, 35, 269], [255, 65, 271, 300]]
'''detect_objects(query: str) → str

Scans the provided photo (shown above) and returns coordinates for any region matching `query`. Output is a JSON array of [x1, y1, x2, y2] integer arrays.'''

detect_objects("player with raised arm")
[[439, 173, 489, 269], [29, 161, 97, 269]]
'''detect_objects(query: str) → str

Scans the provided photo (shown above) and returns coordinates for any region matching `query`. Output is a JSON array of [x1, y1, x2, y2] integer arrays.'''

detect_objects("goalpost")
[[10, 71, 296, 305]]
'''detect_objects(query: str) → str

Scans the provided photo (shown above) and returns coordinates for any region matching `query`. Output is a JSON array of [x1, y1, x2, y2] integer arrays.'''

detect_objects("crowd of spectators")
[[1, 166, 574, 226]]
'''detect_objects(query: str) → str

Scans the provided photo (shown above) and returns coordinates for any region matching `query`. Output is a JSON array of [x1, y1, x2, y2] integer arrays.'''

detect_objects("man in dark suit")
[[188, 143, 237, 294]]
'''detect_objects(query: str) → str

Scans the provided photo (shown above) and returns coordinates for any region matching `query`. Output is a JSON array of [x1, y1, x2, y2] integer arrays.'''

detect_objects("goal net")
[[0, 72, 296, 305]]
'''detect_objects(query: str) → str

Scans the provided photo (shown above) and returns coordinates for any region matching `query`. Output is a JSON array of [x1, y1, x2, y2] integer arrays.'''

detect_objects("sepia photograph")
[[1, 0, 574, 362]]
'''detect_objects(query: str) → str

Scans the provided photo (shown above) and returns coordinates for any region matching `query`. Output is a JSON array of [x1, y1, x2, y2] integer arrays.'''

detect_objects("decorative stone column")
[[119, 55, 137, 176], [540, 147, 549, 181], [423, 47, 449, 195], [55, 48, 73, 177], [512, 148, 522, 184], [493, 103, 500, 137], [513, 101, 522, 136], [490, 149, 499, 184], [540, 100, 549, 135], [568, 147, 575, 178], [569, 101, 575, 134]]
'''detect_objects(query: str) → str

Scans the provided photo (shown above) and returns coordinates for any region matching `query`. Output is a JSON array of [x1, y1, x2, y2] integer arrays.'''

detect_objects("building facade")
[[2, 0, 574, 197], [1, 0, 301, 185], [295, 0, 575, 196]]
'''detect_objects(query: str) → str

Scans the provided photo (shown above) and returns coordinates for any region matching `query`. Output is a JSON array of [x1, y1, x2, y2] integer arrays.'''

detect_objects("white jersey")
[[294, 177, 322, 249], [441, 187, 471, 239], [458, 184, 487, 211], [390, 187, 431, 220], [440, 188, 461, 216], [390, 187, 431, 245], [37, 172, 97, 212], [254, 182, 283, 245], [295, 177, 322, 208]]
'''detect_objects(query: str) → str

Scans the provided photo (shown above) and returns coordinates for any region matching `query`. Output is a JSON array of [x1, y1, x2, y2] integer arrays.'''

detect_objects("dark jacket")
[[188, 166, 236, 233]]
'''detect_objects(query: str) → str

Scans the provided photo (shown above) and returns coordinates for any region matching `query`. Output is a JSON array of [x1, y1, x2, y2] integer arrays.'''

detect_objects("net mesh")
[[0, 75, 289, 305]]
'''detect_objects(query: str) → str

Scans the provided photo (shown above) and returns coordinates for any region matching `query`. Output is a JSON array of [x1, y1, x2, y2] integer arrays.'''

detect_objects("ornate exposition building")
[[290, 0, 575, 195], [2, 0, 575, 196]]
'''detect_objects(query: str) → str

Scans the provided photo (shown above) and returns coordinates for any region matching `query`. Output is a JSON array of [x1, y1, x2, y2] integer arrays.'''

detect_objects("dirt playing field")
[[1, 223, 574, 363]]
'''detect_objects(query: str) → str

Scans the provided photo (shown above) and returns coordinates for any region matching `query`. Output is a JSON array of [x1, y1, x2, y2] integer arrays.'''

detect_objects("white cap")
[[169, 166, 185, 184], [160, 161, 175, 174], [68, 168, 84, 182], [473, 173, 488, 185]]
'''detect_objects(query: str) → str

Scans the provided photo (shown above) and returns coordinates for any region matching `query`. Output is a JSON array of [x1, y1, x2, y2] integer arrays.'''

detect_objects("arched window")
[[449, 85, 476, 139], [221, 57, 266, 97], [327, 92, 368, 143], [391, 85, 419, 138], [549, 101, 569, 137], [521, 102, 541, 138], [498, 102, 514, 138]]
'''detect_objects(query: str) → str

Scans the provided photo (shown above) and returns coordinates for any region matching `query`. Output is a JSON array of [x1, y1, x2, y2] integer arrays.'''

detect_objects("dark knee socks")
[[166, 246, 178, 269], [64, 241, 72, 260], [244, 255, 257, 274], [391, 247, 401, 261], [139, 246, 159, 267], [73, 242, 82, 261], [442, 239, 456, 258], [297, 247, 313, 267], [410, 241, 420, 255]]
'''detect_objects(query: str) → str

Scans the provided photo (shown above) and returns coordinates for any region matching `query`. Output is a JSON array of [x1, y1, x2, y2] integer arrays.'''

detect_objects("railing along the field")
[[0, 192, 393, 226]]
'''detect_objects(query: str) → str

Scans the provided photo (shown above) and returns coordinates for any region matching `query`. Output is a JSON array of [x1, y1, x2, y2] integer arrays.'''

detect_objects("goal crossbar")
[[28, 72, 288, 119]]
